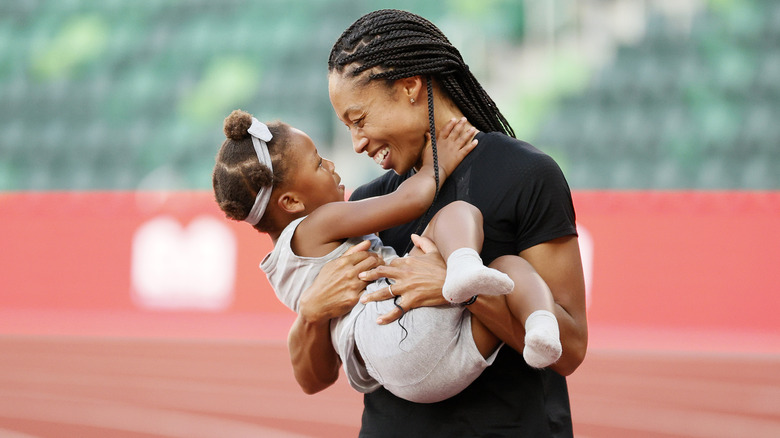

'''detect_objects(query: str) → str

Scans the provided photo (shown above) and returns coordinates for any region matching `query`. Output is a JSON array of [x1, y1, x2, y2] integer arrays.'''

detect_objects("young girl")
[[212, 109, 561, 403]]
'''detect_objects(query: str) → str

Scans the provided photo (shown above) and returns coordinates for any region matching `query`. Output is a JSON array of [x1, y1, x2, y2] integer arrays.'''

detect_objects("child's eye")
[[318, 158, 323, 167]]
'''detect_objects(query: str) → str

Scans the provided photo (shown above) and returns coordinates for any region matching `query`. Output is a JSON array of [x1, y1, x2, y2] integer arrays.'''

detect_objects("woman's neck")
[[433, 94, 465, 132]]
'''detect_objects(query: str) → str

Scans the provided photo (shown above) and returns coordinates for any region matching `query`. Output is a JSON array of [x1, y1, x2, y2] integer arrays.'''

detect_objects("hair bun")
[[223, 109, 253, 141]]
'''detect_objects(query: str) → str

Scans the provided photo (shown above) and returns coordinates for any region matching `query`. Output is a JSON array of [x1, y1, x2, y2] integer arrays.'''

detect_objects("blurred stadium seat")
[[0, 0, 777, 190], [533, 0, 779, 189]]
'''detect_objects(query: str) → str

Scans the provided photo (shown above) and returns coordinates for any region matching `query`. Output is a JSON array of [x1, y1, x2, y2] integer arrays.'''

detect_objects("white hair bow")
[[244, 117, 274, 225]]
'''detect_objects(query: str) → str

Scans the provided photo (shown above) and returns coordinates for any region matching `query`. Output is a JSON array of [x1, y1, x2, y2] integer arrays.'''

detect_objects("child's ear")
[[278, 191, 305, 214]]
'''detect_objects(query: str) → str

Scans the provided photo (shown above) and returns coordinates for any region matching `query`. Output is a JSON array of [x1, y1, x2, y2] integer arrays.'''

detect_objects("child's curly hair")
[[212, 109, 292, 232]]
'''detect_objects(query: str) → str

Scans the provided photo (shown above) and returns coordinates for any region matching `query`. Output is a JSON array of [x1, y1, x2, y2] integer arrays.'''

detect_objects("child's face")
[[287, 128, 345, 213]]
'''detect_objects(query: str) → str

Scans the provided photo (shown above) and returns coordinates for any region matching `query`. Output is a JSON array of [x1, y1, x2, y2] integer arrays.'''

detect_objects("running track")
[[0, 331, 778, 437]]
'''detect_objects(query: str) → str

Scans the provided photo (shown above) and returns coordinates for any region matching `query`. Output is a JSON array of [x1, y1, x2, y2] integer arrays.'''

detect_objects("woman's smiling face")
[[328, 72, 429, 175]]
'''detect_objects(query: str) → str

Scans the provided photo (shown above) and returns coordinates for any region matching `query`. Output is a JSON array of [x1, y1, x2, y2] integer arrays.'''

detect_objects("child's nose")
[[324, 158, 336, 172]]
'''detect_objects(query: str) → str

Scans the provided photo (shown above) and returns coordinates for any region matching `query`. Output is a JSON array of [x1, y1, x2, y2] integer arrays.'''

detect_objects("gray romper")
[[260, 217, 499, 403]]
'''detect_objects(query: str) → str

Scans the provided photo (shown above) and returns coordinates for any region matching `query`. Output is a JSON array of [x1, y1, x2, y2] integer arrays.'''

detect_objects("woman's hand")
[[359, 234, 448, 324], [298, 240, 384, 323], [421, 117, 477, 184], [288, 240, 384, 394]]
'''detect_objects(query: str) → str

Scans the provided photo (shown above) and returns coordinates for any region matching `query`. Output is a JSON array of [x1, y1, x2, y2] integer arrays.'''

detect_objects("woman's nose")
[[352, 131, 369, 154]]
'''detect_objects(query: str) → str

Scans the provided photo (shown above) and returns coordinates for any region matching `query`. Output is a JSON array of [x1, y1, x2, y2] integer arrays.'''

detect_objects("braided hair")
[[328, 9, 515, 138]]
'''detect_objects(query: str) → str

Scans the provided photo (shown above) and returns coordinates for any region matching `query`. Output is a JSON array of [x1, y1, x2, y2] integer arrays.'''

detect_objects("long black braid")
[[388, 77, 439, 340], [411, 76, 439, 255]]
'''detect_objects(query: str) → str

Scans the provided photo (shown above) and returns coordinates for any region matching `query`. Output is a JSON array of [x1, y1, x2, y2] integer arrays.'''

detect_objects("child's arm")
[[302, 118, 477, 246]]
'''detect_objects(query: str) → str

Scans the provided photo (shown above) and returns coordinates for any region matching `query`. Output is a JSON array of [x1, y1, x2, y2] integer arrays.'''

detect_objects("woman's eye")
[[345, 117, 364, 130]]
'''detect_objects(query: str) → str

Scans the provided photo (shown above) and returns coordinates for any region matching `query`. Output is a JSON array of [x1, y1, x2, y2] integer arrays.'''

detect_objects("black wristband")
[[461, 295, 478, 306]]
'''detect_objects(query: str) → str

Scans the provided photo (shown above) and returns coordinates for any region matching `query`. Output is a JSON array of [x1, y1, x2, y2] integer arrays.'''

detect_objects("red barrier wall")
[[1, 191, 778, 350], [0, 192, 283, 314]]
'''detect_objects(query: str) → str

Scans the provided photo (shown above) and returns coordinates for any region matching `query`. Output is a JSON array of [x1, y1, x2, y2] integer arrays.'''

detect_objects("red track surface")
[[0, 335, 778, 438]]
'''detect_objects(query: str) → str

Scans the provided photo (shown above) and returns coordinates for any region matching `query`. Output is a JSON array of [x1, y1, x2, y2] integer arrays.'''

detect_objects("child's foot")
[[523, 310, 562, 368], [442, 248, 514, 303]]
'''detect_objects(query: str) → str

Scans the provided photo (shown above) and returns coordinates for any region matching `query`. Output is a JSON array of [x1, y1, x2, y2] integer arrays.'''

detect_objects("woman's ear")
[[400, 76, 424, 103], [277, 192, 305, 214]]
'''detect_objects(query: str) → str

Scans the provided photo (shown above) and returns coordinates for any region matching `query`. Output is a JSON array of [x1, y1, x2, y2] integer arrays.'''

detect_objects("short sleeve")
[[512, 152, 577, 253], [465, 133, 576, 257]]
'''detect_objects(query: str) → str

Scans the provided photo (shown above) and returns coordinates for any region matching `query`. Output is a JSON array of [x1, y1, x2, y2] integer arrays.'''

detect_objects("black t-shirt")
[[350, 132, 578, 437]]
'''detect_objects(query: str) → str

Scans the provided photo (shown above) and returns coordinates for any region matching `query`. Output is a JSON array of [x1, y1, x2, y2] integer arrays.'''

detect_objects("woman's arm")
[[288, 313, 340, 394], [359, 235, 588, 376], [287, 241, 383, 393], [470, 236, 588, 376]]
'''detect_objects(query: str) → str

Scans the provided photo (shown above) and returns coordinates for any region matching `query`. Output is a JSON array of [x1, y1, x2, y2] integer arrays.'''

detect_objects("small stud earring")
[[410, 98, 415, 104]]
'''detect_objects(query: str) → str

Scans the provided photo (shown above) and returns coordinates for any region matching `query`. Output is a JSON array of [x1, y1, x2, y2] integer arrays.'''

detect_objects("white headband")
[[244, 117, 274, 225]]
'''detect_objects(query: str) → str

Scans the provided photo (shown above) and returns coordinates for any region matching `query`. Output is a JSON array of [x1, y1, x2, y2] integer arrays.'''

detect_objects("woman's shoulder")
[[476, 131, 545, 157], [471, 132, 562, 176]]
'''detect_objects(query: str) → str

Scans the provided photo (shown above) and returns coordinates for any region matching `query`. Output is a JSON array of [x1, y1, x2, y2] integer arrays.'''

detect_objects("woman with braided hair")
[[289, 9, 587, 437]]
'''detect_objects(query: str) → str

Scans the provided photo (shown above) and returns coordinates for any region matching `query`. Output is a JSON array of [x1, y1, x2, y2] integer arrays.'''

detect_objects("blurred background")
[[2, 0, 778, 190], [1, 0, 779, 437]]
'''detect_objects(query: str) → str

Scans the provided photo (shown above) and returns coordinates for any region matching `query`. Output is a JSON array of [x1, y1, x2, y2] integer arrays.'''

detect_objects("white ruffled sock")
[[523, 310, 562, 368], [442, 248, 514, 303]]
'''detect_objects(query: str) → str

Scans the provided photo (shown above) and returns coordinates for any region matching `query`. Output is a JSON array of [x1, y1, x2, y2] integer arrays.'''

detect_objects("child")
[[212, 109, 561, 403]]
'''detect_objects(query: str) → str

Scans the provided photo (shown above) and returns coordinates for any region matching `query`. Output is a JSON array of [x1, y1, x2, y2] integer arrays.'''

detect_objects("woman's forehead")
[[329, 73, 394, 106]]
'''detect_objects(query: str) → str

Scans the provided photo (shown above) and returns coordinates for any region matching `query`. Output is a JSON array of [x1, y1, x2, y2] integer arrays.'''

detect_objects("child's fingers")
[[458, 125, 477, 142], [438, 117, 459, 139], [450, 117, 473, 141]]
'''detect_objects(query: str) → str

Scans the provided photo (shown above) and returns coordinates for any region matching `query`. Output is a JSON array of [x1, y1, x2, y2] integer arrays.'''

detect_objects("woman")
[[288, 9, 588, 437]]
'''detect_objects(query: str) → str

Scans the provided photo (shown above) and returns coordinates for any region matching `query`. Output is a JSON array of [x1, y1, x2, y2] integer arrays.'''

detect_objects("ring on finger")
[[388, 284, 395, 297]]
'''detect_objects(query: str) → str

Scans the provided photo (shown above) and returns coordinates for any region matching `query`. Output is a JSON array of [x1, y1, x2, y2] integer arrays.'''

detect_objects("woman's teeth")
[[373, 147, 389, 165]]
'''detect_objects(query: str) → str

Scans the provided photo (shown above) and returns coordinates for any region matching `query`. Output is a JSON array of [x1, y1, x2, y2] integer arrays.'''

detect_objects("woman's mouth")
[[373, 147, 390, 167]]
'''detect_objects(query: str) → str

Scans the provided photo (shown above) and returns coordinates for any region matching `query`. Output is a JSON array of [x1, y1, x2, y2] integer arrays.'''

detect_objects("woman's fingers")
[[341, 240, 384, 273], [358, 263, 400, 283], [343, 239, 371, 255], [359, 283, 395, 305], [376, 297, 406, 324], [410, 233, 437, 254]]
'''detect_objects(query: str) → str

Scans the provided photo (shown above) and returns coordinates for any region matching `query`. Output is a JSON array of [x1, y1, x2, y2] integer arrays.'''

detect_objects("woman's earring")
[[410, 98, 415, 104]]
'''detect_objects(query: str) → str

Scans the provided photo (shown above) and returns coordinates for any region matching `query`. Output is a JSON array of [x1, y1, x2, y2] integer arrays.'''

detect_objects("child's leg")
[[488, 255, 562, 368], [418, 201, 514, 303], [460, 255, 562, 367]]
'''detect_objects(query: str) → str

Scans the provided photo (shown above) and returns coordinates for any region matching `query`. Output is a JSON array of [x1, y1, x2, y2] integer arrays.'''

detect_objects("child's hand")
[[421, 117, 478, 183]]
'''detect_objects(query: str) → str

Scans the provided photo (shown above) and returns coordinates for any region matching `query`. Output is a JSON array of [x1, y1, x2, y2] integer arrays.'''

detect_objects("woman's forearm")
[[468, 290, 586, 376], [285, 242, 383, 393], [469, 236, 588, 376], [518, 235, 588, 375], [549, 299, 588, 376], [288, 314, 340, 394]]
